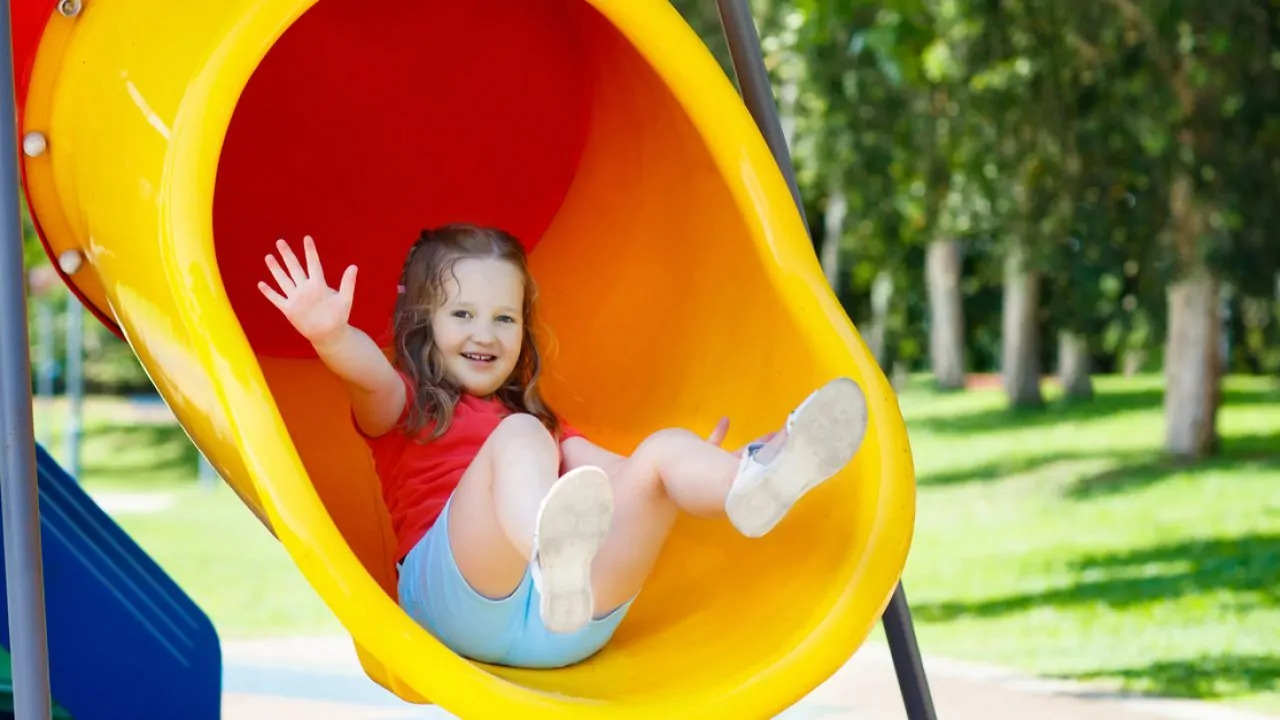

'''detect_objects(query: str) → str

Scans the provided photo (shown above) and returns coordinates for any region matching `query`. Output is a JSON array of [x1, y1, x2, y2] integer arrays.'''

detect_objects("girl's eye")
[[451, 310, 470, 319], [496, 315, 517, 324]]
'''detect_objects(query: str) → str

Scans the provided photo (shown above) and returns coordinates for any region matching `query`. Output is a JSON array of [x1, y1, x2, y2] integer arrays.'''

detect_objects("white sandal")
[[530, 466, 614, 634], [725, 378, 869, 538]]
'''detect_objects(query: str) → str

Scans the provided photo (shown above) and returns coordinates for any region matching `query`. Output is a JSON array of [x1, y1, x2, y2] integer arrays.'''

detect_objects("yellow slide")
[[17, 0, 916, 716]]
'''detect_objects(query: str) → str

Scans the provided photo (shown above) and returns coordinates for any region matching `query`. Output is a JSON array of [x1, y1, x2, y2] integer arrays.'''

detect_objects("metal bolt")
[[58, 0, 81, 17], [58, 249, 84, 275], [22, 132, 47, 158]]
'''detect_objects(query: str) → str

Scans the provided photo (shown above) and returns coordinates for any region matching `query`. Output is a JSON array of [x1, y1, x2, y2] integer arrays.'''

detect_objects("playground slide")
[[13, 0, 916, 717], [0, 445, 221, 719]]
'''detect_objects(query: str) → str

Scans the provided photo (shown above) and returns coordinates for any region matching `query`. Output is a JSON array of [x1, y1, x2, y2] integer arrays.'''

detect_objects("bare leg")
[[591, 428, 743, 612], [447, 413, 562, 599], [590, 377, 868, 612]]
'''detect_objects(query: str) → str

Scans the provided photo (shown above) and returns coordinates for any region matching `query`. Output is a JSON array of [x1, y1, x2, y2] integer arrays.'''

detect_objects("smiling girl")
[[258, 224, 868, 669]]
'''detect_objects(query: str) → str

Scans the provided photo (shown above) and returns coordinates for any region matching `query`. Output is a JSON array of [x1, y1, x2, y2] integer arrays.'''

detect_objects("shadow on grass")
[[1062, 654, 1280, 700], [917, 431, 1279, 491], [911, 384, 1277, 436], [1065, 431, 1280, 499], [82, 422, 200, 479], [915, 534, 1280, 622], [919, 450, 1110, 487]]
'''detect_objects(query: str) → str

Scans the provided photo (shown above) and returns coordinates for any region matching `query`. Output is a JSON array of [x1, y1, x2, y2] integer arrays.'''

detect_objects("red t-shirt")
[[359, 373, 582, 561]]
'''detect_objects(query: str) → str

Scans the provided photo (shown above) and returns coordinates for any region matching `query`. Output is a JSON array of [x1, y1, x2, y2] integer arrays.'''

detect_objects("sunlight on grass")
[[897, 374, 1280, 712]]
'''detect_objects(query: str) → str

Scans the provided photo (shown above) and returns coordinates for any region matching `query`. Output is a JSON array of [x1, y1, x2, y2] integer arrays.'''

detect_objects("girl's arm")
[[311, 324, 405, 437], [258, 236, 405, 437]]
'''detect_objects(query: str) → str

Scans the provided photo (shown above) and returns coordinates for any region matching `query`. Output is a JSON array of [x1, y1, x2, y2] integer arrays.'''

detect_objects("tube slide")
[[13, 0, 916, 717], [0, 445, 221, 719]]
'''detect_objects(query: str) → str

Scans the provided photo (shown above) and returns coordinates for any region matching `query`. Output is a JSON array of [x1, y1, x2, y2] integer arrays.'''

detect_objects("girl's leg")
[[446, 413, 565, 598], [589, 429, 739, 612], [590, 378, 868, 613], [448, 413, 614, 633]]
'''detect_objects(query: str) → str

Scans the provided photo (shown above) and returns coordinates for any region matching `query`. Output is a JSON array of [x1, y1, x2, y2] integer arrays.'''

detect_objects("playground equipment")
[[0, 445, 222, 719], [0, 0, 936, 717]]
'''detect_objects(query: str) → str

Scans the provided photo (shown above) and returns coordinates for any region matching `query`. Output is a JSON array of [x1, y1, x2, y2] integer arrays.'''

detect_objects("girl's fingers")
[[337, 265, 358, 307], [276, 238, 308, 285], [257, 281, 287, 310], [303, 235, 325, 284], [706, 416, 730, 446], [265, 255, 295, 293]]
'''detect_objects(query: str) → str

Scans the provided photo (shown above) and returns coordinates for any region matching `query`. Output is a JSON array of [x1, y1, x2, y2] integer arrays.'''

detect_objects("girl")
[[257, 224, 867, 669]]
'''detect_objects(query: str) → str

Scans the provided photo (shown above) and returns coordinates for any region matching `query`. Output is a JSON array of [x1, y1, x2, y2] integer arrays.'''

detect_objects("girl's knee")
[[635, 428, 698, 458], [495, 413, 557, 450]]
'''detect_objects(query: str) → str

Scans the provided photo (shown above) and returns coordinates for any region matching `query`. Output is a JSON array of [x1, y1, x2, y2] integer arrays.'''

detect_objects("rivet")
[[57, 0, 81, 18], [22, 132, 47, 158], [58, 249, 84, 275]]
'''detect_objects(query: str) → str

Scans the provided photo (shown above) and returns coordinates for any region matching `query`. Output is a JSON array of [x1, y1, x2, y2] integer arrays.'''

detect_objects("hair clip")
[[397, 284, 406, 294]]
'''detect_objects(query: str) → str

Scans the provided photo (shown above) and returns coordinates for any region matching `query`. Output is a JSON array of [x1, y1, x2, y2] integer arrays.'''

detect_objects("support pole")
[[0, 0, 53, 715], [711, 3, 937, 719], [35, 297, 53, 448], [64, 297, 81, 478], [712, 0, 807, 226], [882, 584, 938, 719]]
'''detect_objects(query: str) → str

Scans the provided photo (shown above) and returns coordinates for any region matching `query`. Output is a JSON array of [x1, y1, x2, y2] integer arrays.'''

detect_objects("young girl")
[[257, 224, 867, 669]]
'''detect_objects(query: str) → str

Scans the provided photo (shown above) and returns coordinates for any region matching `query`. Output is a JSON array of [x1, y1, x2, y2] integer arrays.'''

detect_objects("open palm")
[[258, 236, 358, 346]]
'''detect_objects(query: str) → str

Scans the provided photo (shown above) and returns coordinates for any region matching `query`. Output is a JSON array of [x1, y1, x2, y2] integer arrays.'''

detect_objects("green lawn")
[[29, 374, 1280, 710], [897, 374, 1280, 713]]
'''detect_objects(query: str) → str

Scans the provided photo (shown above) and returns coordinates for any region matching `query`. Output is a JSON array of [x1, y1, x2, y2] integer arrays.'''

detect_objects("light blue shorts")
[[397, 496, 633, 669]]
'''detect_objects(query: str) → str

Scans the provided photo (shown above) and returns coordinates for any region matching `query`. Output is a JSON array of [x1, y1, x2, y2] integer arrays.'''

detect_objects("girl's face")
[[430, 257, 525, 397]]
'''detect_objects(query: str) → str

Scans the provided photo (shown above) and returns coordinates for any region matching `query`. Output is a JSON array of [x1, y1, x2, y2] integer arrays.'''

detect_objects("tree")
[[1105, 0, 1280, 458]]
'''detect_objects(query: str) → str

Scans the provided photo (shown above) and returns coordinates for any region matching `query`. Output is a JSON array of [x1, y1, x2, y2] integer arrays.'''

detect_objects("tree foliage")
[[671, 0, 1280, 378]]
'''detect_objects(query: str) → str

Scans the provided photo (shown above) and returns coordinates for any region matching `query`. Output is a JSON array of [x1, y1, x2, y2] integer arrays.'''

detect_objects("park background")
[[17, 0, 1280, 715]]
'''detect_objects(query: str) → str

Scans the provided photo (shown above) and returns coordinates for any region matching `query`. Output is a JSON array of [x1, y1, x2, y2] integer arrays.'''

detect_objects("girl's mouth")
[[462, 353, 497, 363]]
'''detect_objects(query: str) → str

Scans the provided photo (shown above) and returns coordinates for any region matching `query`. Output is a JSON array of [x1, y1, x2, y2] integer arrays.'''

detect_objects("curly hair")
[[392, 223, 560, 440]]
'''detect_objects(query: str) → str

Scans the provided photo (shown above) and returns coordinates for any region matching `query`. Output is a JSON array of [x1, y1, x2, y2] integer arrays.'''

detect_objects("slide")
[[0, 445, 221, 719], [12, 0, 916, 717]]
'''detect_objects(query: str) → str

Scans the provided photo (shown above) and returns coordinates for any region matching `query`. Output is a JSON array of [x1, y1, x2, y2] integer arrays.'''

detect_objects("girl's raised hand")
[[257, 236, 358, 346]]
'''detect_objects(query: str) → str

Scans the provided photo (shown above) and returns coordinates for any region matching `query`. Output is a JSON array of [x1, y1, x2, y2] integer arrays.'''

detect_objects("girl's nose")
[[471, 322, 497, 343]]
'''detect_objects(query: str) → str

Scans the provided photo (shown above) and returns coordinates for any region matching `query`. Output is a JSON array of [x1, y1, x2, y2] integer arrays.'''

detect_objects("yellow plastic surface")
[[20, 0, 916, 717]]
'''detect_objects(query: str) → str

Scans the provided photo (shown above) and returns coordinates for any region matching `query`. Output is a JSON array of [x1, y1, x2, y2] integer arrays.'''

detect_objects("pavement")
[[219, 637, 1278, 720]]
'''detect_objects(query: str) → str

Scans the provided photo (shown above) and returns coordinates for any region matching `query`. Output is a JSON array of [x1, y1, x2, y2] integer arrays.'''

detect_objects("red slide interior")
[[213, 0, 593, 358]]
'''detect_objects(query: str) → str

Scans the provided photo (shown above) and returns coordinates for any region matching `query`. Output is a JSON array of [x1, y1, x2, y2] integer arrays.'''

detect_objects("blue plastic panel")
[[0, 444, 221, 719]]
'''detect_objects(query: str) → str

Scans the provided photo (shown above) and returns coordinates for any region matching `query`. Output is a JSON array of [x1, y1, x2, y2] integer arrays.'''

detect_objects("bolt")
[[22, 132, 47, 158], [58, 0, 81, 18], [58, 249, 84, 275]]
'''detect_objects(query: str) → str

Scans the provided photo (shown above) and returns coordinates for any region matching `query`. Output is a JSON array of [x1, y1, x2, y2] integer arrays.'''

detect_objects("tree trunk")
[[1165, 266, 1220, 458], [821, 175, 846, 290], [866, 270, 894, 370], [1164, 169, 1220, 459], [1057, 331, 1094, 399], [926, 238, 966, 390], [1122, 349, 1147, 377], [1002, 239, 1043, 407]]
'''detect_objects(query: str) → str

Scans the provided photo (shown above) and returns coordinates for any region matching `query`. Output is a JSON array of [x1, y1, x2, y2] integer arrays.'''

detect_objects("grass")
[[27, 374, 1280, 711], [896, 373, 1280, 713]]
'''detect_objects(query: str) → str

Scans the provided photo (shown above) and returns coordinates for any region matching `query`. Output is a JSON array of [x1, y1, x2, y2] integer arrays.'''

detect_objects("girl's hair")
[[392, 223, 560, 441]]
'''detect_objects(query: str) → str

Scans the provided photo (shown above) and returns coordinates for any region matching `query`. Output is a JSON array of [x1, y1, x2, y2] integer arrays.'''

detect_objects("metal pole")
[[882, 584, 938, 720], [36, 297, 53, 448], [713, 0, 807, 227], [198, 452, 218, 490], [64, 297, 81, 478], [711, 3, 937, 718], [0, 0, 54, 715]]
